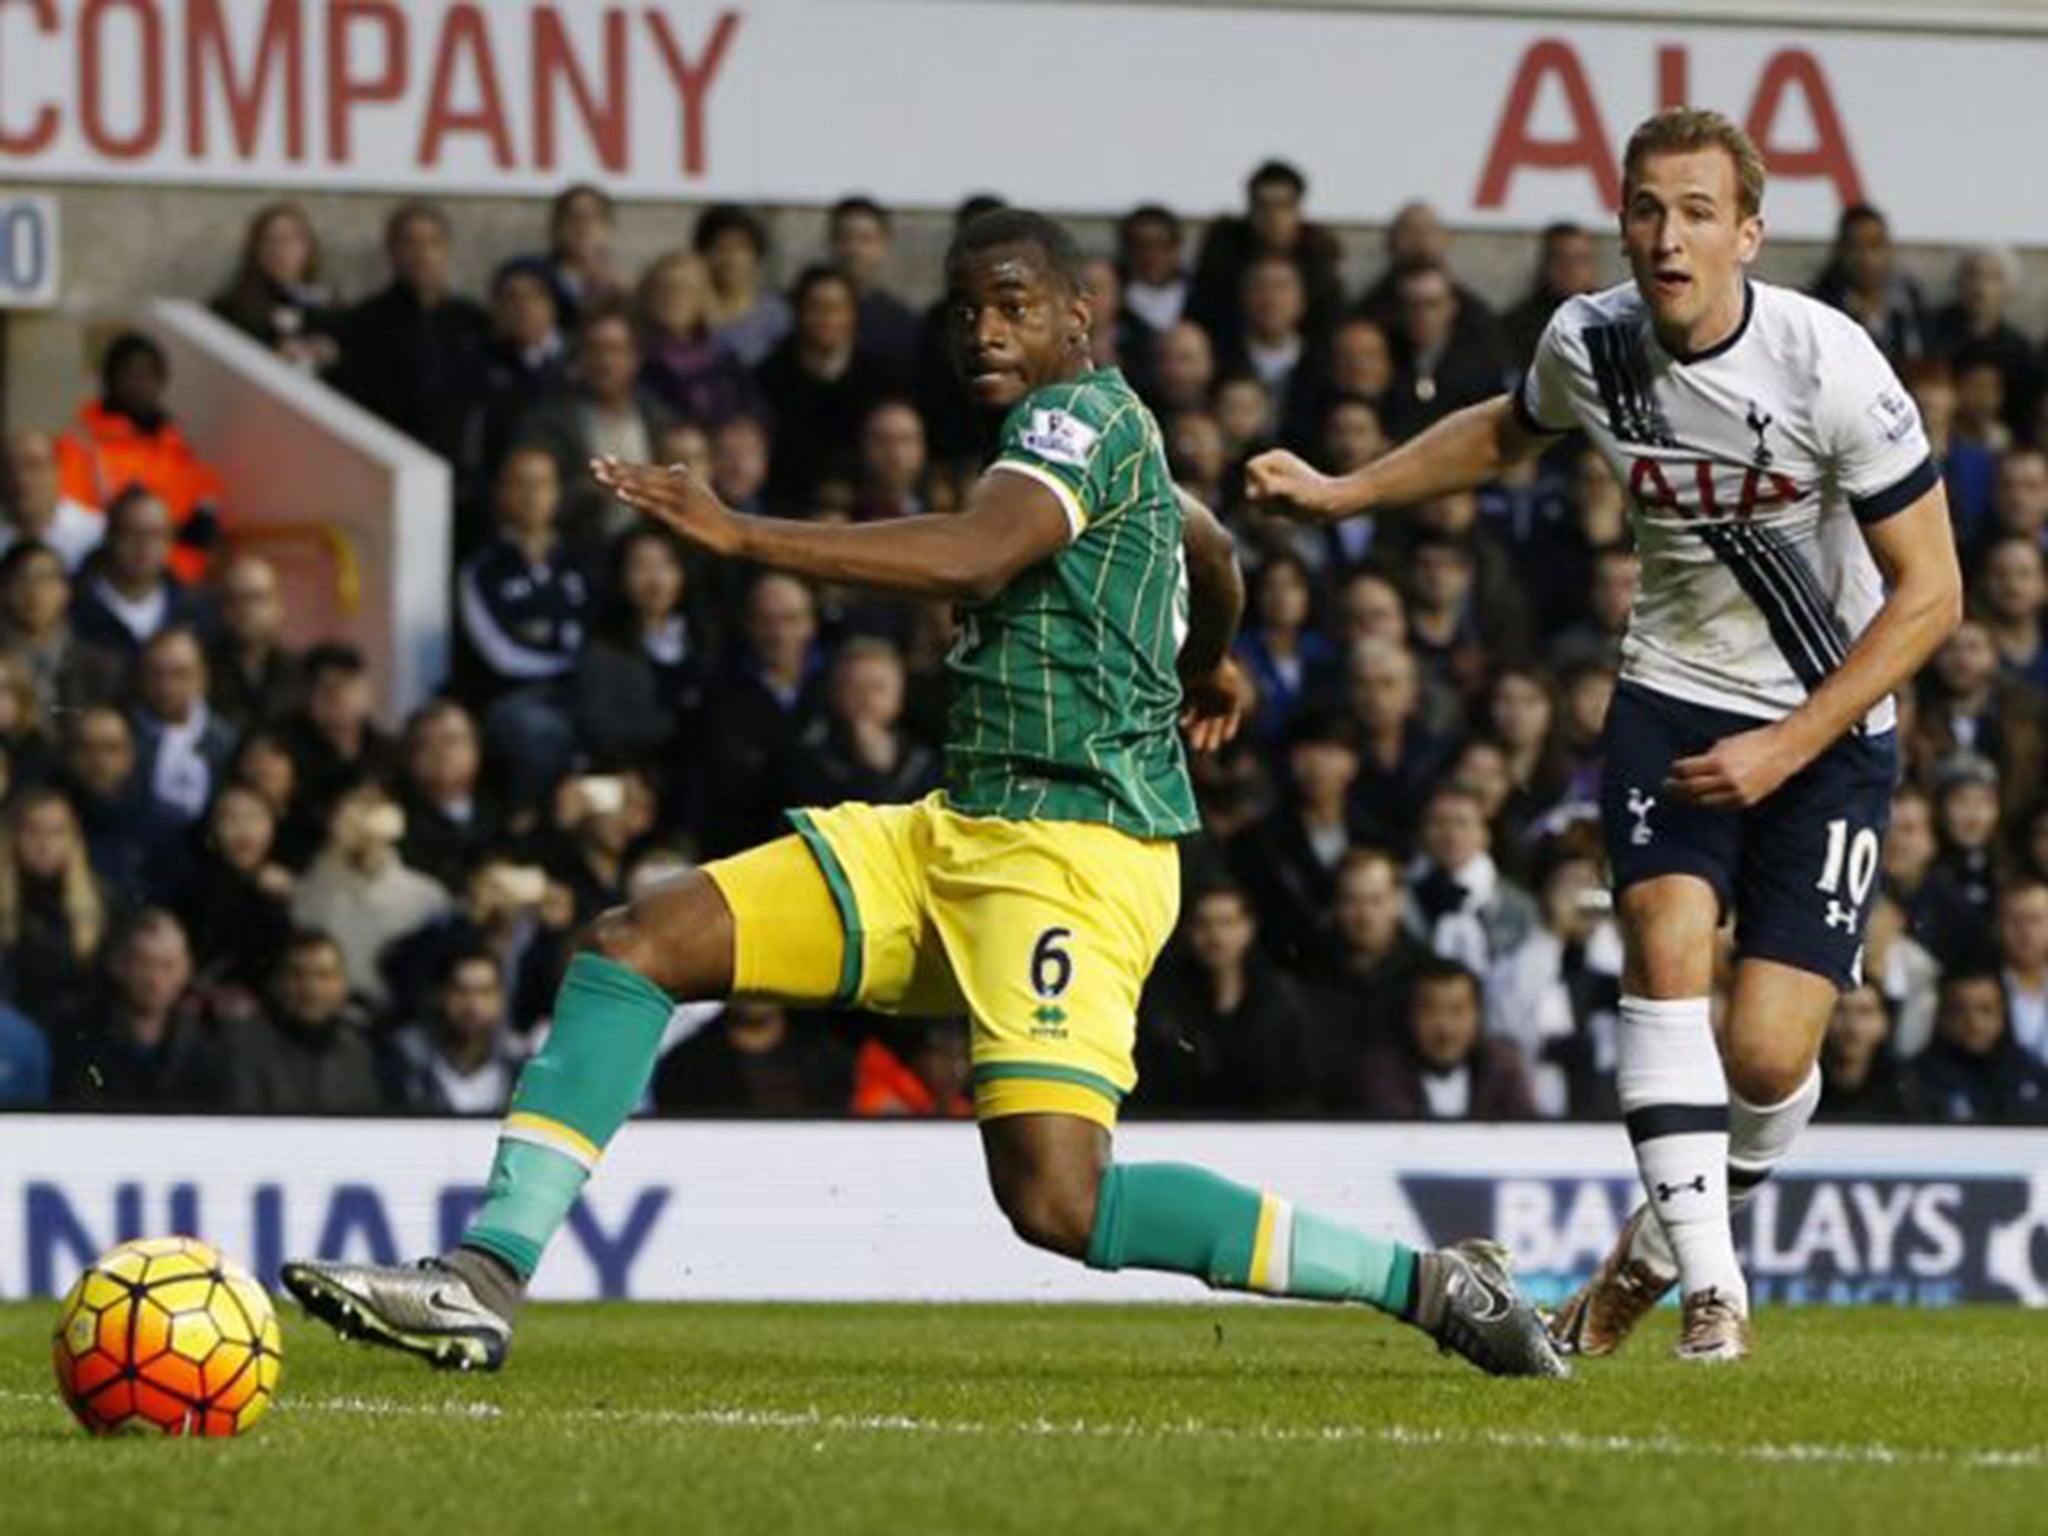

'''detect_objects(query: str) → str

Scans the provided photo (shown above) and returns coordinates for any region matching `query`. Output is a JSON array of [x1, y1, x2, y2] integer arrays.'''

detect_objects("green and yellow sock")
[[1085, 1163, 1417, 1316], [460, 954, 675, 1281]]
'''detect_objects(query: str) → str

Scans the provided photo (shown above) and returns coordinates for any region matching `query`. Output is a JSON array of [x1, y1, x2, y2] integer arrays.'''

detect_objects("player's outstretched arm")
[[1667, 485, 1962, 809], [592, 455, 1071, 604], [1176, 488, 1251, 753], [1244, 395, 1544, 522]]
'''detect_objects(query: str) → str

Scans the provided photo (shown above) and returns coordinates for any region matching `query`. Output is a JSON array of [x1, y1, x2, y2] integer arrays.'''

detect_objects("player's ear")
[[1737, 213, 1765, 266]]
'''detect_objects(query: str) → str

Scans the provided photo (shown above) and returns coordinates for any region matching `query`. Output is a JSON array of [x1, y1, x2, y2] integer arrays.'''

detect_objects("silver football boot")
[[282, 1258, 512, 1372], [1412, 1239, 1573, 1379]]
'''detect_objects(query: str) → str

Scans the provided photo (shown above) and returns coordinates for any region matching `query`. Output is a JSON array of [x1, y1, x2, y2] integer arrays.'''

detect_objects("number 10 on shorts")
[[1816, 817, 1878, 931]]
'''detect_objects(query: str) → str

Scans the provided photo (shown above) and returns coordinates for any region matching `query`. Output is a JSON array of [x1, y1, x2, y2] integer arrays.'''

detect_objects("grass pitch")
[[4, 1301, 2045, 1535]]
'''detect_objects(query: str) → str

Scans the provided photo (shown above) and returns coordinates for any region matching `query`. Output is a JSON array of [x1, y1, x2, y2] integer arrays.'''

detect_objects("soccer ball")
[[52, 1236, 284, 1437]]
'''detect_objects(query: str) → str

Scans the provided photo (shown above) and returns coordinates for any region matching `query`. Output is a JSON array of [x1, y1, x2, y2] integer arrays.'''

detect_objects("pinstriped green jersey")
[[943, 367, 1198, 839]]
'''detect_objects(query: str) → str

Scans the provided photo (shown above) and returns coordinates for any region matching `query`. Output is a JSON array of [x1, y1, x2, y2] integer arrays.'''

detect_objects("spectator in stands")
[[1901, 968, 2048, 1124], [1932, 250, 2036, 439], [396, 700, 501, 893], [332, 201, 491, 467], [229, 724, 320, 871], [656, 998, 854, 1114], [1405, 781, 1539, 975], [1912, 618, 2045, 827], [789, 637, 936, 808], [1117, 203, 1190, 346], [1214, 373, 1275, 461], [1235, 551, 1334, 745], [1146, 321, 1216, 419], [181, 781, 296, 992], [850, 1021, 973, 1119], [1136, 882, 1319, 1112], [1811, 203, 1928, 366], [1547, 546, 1639, 673], [1484, 666, 1572, 841], [1927, 753, 2004, 968], [0, 785, 115, 1035], [1081, 255, 1144, 378], [56, 332, 225, 582], [709, 414, 774, 520], [380, 856, 568, 1034], [695, 203, 790, 368], [1384, 260, 1510, 440], [1358, 201, 1489, 325], [1229, 708, 1370, 964], [1358, 955, 1536, 1121], [291, 780, 449, 1009], [531, 184, 622, 329], [1224, 254, 1320, 443], [1502, 221, 1598, 366], [1882, 782, 1972, 967], [1166, 410, 1230, 512], [1, 538, 122, 724], [285, 643, 397, 826], [531, 768, 658, 926], [60, 908, 232, 1108], [518, 308, 677, 554], [1992, 446, 2048, 551], [222, 928, 382, 1114], [759, 266, 891, 507], [57, 705, 176, 900], [1330, 568, 1407, 651], [384, 945, 524, 1115], [204, 553, 300, 731], [208, 203, 341, 370], [1485, 839, 1621, 1118], [3, 427, 103, 570], [635, 251, 758, 431], [1817, 983, 1906, 1120], [0, 1000, 49, 1106], [130, 627, 232, 833], [827, 195, 919, 385], [474, 259, 570, 503], [854, 401, 929, 524], [1312, 318, 1397, 435], [1954, 356, 2013, 454], [1996, 877, 2048, 1064], [1864, 890, 1940, 1060], [1979, 534, 2048, 690], [1312, 847, 1426, 1103], [0, 651, 50, 787], [570, 525, 703, 773], [460, 442, 589, 724], [1400, 531, 1498, 708], [1190, 160, 1343, 349], [1909, 361, 1997, 553], [700, 573, 823, 854], [69, 488, 209, 659], [1345, 637, 1449, 851]]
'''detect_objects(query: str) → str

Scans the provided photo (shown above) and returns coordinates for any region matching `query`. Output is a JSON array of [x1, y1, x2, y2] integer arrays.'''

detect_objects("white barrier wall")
[[144, 299, 450, 720], [4, 1118, 2046, 1306]]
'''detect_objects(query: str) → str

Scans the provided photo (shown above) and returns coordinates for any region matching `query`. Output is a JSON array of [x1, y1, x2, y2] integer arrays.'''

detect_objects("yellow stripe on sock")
[[502, 1112, 602, 1169], [1248, 1193, 1280, 1292]]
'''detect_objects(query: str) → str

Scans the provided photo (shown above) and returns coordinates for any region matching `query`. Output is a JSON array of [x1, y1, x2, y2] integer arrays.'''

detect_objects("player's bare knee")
[[1726, 1047, 1809, 1107], [995, 1174, 1096, 1259], [576, 905, 678, 991]]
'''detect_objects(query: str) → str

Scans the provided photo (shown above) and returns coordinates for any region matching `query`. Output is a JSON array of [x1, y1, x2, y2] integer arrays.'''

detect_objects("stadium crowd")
[[2, 173, 2047, 1126]]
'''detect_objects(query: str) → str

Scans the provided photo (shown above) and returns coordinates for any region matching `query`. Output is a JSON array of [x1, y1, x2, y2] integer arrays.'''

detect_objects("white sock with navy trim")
[[1617, 995, 1747, 1311], [1630, 1064, 1822, 1283]]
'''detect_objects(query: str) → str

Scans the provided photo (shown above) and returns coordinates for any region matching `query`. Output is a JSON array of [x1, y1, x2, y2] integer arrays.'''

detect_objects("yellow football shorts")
[[700, 792, 1180, 1129]]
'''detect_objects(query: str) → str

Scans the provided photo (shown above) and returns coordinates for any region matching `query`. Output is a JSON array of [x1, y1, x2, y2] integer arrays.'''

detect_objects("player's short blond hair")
[[1623, 108, 1767, 220]]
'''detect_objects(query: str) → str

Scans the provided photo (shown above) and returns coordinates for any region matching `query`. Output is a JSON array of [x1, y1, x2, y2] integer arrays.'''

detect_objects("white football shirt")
[[1520, 279, 1937, 731]]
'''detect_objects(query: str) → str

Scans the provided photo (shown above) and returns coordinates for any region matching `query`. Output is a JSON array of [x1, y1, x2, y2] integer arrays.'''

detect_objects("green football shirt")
[[943, 367, 1199, 839]]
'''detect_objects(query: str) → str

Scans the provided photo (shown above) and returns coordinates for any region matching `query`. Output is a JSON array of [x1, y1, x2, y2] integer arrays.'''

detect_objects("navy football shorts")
[[1599, 682, 1899, 990]]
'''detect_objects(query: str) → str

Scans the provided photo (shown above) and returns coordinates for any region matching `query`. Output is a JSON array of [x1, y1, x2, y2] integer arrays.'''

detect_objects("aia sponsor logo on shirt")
[[1628, 456, 1805, 521]]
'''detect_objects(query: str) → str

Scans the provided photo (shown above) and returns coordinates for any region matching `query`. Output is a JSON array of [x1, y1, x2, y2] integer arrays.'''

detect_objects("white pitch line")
[[10, 1386, 2039, 1473]]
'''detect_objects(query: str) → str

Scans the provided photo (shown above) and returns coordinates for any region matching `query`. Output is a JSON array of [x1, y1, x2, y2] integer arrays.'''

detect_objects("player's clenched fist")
[[1244, 449, 1346, 521]]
